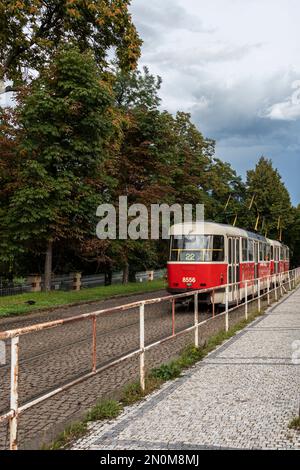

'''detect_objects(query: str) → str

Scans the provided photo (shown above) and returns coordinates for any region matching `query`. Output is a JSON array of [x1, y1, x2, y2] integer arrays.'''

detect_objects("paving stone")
[[72, 288, 300, 450]]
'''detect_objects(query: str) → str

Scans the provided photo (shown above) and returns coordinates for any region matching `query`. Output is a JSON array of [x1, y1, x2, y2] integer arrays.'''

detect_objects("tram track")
[[0, 291, 200, 369], [0, 288, 216, 449], [0, 316, 142, 369], [0, 309, 210, 373], [0, 291, 199, 414]]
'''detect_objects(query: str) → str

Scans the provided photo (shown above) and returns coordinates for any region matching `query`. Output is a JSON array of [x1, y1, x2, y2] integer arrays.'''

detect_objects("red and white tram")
[[167, 222, 290, 304]]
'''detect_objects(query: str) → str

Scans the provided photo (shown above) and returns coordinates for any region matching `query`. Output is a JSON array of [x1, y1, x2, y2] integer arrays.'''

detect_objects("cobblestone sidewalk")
[[72, 288, 300, 450]]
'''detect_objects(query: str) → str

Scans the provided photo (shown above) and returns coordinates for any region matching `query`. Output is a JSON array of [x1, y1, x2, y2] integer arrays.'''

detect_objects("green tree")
[[97, 70, 249, 281], [167, 112, 245, 224], [286, 205, 300, 267], [0, 106, 20, 274], [114, 66, 162, 110], [106, 90, 175, 282], [0, 46, 114, 290], [170, 111, 213, 208], [82, 68, 176, 282], [207, 158, 246, 225], [100, 72, 246, 281], [245, 157, 293, 240], [0, 0, 141, 92]]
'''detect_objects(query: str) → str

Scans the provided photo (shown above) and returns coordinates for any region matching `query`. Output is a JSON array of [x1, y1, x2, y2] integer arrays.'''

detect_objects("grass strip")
[[289, 416, 300, 431], [0, 279, 165, 317]]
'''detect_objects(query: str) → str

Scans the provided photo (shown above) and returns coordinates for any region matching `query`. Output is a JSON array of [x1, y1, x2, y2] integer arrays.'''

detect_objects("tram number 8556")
[[182, 277, 196, 284]]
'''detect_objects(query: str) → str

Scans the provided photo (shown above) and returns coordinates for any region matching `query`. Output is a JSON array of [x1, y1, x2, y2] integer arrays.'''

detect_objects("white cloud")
[[263, 81, 300, 121], [145, 43, 263, 69], [130, 0, 300, 204], [132, 0, 211, 35]]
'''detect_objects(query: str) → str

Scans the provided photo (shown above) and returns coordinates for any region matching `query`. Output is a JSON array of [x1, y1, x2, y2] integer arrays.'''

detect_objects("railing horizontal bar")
[[0, 409, 14, 423], [0, 270, 294, 341], [0, 268, 298, 432], [144, 320, 209, 351]]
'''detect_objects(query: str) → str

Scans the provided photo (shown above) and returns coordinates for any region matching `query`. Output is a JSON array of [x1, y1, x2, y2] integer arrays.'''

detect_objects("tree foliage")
[[245, 157, 293, 240], [0, 55, 298, 282], [0, 0, 142, 90], [0, 46, 115, 285]]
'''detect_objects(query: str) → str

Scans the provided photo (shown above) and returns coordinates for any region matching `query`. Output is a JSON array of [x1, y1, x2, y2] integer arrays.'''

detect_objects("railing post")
[[10, 336, 19, 450], [267, 276, 270, 306], [245, 281, 248, 320], [139, 303, 145, 392], [258, 278, 261, 313], [212, 289, 215, 318], [293, 269, 296, 288], [171, 298, 175, 336], [293, 269, 294, 287], [225, 285, 229, 332], [92, 315, 97, 373], [274, 274, 278, 301], [288, 271, 291, 290], [194, 292, 199, 348]]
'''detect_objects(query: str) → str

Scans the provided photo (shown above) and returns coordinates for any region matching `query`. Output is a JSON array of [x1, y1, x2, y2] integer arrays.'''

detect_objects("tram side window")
[[280, 247, 284, 261], [259, 243, 264, 262], [259, 242, 269, 262], [271, 246, 274, 260], [242, 238, 248, 262], [213, 236, 225, 262], [266, 244, 271, 261], [265, 244, 268, 261], [228, 238, 232, 263], [248, 239, 254, 261], [236, 239, 240, 263]]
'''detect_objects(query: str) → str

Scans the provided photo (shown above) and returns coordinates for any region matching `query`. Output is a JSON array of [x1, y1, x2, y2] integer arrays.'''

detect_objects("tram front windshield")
[[170, 235, 224, 262]]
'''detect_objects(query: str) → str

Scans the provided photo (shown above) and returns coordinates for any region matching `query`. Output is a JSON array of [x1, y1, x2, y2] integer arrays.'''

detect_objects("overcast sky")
[[130, 0, 300, 205]]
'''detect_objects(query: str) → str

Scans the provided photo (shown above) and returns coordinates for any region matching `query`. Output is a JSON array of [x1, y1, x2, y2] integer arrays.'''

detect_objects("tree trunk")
[[122, 261, 129, 284], [105, 269, 112, 286], [44, 240, 53, 292], [129, 265, 137, 283]]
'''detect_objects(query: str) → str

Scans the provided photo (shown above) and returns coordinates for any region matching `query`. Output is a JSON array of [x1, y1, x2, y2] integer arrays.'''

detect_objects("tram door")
[[228, 237, 240, 302]]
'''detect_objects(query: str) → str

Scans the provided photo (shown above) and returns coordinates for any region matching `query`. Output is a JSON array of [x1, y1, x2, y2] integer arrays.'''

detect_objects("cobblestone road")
[[1, 289, 214, 449], [72, 287, 300, 450]]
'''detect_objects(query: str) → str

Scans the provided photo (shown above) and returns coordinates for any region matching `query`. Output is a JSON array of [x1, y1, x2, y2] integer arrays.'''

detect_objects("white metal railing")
[[0, 267, 299, 450]]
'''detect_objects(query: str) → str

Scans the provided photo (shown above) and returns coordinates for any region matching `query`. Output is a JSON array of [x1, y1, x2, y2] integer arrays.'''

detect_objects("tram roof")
[[169, 222, 282, 245]]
